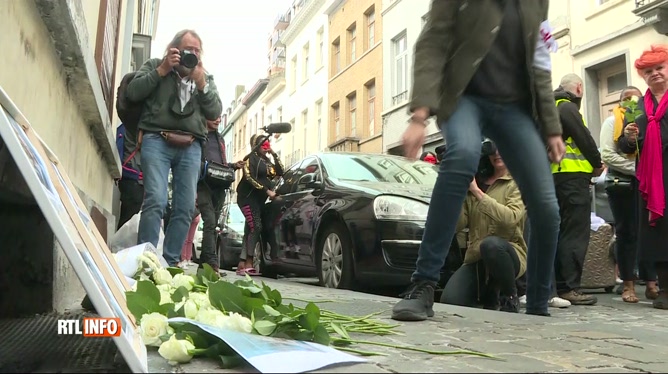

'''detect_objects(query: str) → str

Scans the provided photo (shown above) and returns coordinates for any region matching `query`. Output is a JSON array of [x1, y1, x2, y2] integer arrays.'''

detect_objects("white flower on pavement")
[[183, 299, 199, 319], [195, 308, 229, 328], [139, 312, 173, 347], [188, 292, 211, 310], [222, 312, 253, 334], [158, 334, 195, 365], [172, 274, 195, 291], [153, 268, 173, 285], [159, 290, 173, 305]]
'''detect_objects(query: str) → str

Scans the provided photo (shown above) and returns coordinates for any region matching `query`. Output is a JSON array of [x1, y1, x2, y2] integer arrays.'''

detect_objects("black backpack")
[[116, 72, 143, 134]]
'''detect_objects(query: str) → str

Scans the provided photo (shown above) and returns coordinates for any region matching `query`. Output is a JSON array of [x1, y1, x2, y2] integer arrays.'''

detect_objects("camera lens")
[[180, 50, 198, 69]]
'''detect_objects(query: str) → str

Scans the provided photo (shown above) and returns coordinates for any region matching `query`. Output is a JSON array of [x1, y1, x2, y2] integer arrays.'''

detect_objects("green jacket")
[[410, 0, 562, 140], [126, 58, 223, 140], [456, 174, 528, 278]]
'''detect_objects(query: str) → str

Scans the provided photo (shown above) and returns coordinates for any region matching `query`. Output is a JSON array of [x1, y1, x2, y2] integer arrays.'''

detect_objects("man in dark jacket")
[[115, 123, 143, 229], [394, 0, 565, 320], [551, 73, 604, 305], [198, 117, 243, 272], [126, 29, 223, 266]]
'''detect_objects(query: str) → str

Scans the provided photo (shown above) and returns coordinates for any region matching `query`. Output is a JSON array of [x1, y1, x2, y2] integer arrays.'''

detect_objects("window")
[[316, 99, 323, 151], [296, 157, 321, 192], [332, 38, 341, 75], [316, 28, 324, 68], [268, 114, 272, 126], [302, 43, 310, 82], [365, 7, 375, 49], [392, 33, 409, 105], [333, 103, 341, 138], [302, 109, 308, 155], [348, 93, 357, 137], [319, 153, 438, 185], [277, 107, 283, 122], [606, 71, 627, 94], [366, 81, 376, 136], [348, 24, 357, 63], [290, 56, 297, 91]]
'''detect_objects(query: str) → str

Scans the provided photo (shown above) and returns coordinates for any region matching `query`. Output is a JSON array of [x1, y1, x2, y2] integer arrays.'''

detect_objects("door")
[[290, 157, 324, 265], [597, 64, 627, 143]]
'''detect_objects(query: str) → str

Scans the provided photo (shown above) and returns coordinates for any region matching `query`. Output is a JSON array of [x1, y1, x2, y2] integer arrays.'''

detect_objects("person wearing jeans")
[[394, 0, 565, 320], [179, 210, 200, 268], [127, 29, 223, 266]]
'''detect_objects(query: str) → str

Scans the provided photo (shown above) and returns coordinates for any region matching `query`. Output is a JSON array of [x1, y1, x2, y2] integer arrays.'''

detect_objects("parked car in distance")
[[256, 152, 448, 290], [217, 202, 246, 270], [194, 216, 203, 251]]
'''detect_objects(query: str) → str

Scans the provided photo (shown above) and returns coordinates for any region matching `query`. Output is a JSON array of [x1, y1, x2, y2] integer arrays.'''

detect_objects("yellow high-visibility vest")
[[551, 98, 594, 174]]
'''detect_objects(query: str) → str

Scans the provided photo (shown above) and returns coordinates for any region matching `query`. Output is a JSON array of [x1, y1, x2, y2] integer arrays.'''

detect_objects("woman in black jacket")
[[235, 134, 284, 275]]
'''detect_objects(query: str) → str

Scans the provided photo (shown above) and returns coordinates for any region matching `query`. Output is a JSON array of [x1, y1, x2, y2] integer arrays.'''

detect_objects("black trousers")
[[117, 179, 143, 230], [555, 177, 591, 293], [197, 182, 226, 267], [441, 236, 520, 307], [237, 195, 264, 261], [607, 181, 657, 281]]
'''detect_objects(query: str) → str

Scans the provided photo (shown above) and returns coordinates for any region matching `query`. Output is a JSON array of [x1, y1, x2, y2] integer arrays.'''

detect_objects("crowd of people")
[[110, 1, 668, 322]]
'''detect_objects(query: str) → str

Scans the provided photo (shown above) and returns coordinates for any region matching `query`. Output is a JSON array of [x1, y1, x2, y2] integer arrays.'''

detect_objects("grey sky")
[[151, 0, 293, 110]]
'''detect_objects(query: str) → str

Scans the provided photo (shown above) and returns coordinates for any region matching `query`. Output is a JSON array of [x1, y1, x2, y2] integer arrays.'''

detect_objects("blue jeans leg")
[[137, 133, 172, 253], [412, 96, 484, 283], [163, 141, 201, 266], [481, 100, 561, 314]]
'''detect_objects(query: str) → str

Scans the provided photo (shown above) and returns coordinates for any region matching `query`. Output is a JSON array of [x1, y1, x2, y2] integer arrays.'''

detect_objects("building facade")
[[380, 0, 440, 155], [549, 0, 668, 145], [0, 0, 159, 315], [259, 72, 288, 164], [325, 0, 383, 153], [281, 0, 331, 166]]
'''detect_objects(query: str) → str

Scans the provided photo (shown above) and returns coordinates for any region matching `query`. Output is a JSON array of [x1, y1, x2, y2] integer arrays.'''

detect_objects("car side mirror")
[[298, 173, 322, 189]]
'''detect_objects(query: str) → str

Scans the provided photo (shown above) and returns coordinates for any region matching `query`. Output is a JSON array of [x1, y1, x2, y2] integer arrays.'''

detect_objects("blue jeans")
[[413, 95, 561, 315], [137, 133, 202, 266]]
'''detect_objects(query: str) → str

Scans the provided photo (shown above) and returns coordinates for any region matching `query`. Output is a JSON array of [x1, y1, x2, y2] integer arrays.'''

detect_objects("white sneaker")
[[519, 295, 527, 306], [177, 261, 189, 269], [548, 297, 571, 308]]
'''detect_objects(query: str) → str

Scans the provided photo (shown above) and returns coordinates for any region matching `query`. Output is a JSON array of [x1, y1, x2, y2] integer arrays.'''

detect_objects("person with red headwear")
[[420, 151, 439, 165], [618, 44, 668, 309]]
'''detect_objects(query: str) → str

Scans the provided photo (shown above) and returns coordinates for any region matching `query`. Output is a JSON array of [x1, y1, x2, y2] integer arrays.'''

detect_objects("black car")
[[217, 201, 246, 270], [254, 152, 444, 289]]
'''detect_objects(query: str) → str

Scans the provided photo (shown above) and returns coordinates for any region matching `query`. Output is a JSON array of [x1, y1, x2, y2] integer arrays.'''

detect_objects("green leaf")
[[263, 305, 281, 317], [298, 303, 320, 331], [270, 289, 282, 306], [254, 320, 277, 336], [167, 307, 184, 318], [125, 280, 162, 321], [330, 323, 350, 340], [208, 280, 247, 315], [181, 331, 210, 349], [246, 297, 267, 314], [171, 286, 190, 303], [166, 267, 185, 276], [219, 354, 243, 369], [313, 324, 331, 346], [331, 338, 353, 347]]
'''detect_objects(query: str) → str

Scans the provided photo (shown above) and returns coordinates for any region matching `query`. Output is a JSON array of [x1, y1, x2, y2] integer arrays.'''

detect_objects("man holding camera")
[[126, 29, 223, 267]]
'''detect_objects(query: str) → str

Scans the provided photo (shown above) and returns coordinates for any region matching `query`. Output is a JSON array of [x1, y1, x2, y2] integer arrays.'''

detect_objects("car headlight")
[[373, 195, 429, 221]]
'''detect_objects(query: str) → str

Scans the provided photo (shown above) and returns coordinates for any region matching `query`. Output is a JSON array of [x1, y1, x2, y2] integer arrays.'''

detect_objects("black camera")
[[179, 50, 198, 69], [481, 139, 497, 157]]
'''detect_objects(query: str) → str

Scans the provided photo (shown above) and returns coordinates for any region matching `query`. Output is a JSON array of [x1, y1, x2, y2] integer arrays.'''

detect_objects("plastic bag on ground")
[[109, 212, 164, 256]]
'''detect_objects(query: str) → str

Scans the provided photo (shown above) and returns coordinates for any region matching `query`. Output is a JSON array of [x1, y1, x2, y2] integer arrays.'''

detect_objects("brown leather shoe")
[[645, 287, 660, 300], [558, 290, 598, 305]]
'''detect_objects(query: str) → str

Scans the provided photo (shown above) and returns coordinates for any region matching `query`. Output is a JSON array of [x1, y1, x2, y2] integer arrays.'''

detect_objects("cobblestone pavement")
[[148, 274, 668, 373]]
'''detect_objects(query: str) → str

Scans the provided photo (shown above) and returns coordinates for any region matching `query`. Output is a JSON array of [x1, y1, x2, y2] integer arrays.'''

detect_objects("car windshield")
[[227, 204, 245, 224], [319, 153, 439, 185]]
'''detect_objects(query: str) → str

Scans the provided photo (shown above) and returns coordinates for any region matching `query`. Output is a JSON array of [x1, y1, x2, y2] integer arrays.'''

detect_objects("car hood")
[[334, 180, 432, 203]]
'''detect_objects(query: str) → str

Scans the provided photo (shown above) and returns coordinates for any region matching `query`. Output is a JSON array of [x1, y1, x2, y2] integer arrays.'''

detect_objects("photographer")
[[198, 116, 243, 272], [126, 29, 223, 267], [440, 140, 527, 313]]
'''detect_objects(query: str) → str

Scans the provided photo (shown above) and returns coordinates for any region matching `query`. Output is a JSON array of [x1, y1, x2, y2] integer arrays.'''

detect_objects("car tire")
[[316, 222, 353, 289], [217, 238, 227, 270]]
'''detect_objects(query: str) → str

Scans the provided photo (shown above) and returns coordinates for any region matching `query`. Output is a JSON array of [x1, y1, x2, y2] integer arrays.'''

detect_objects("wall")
[[260, 75, 288, 163], [327, 0, 383, 151], [380, 0, 432, 153], [283, 0, 330, 160]]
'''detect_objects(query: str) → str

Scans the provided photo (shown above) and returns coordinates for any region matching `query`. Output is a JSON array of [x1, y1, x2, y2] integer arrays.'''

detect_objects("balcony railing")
[[274, 13, 290, 30], [391, 91, 408, 106]]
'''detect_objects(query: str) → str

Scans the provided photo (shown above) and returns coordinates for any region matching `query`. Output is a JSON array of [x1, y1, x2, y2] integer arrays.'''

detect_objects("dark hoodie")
[[553, 87, 603, 178]]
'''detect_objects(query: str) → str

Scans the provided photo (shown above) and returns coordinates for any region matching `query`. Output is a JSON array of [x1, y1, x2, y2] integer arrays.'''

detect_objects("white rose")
[[188, 292, 211, 310], [144, 251, 163, 269], [139, 312, 172, 347], [156, 284, 172, 292], [159, 290, 173, 305], [183, 299, 199, 319], [195, 308, 229, 328], [171, 274, 195, 291], [153, 269, 173, 285], [158, 334, 195, 365], [222, 312, 253, 334]]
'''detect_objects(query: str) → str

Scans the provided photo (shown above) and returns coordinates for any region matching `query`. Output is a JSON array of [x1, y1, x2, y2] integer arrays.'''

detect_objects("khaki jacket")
[[456, 174, 528, 278], [410, 0, 562, 140]]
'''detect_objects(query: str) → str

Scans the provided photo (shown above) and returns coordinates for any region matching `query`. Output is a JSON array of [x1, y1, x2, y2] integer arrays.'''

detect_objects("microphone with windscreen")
[[262, 122, 292, 134]]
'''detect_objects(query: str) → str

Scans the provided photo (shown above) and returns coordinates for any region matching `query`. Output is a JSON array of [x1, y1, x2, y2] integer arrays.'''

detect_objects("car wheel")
[[316, 223, 353, 289]]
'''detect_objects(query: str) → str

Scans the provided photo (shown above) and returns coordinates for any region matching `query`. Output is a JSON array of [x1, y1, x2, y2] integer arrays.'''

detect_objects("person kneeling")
[[440, 141, 527, 313]]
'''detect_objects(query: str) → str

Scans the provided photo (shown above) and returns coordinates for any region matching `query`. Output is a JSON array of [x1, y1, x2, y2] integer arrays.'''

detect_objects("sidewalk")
[[148, 274, 668, 373]]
